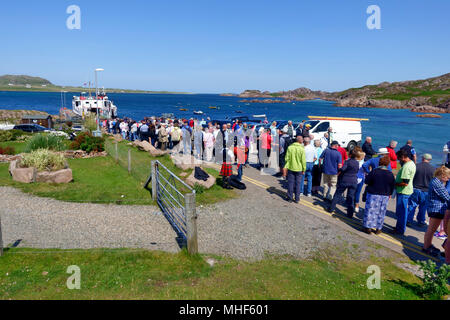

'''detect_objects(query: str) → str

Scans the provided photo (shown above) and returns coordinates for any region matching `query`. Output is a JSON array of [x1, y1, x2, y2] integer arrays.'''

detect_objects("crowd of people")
[[103, 116, 450, 263], [282, 132, 450, 263]]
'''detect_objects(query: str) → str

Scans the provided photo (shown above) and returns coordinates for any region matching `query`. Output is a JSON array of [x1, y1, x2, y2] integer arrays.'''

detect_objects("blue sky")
[[0, 0, 449, 93]]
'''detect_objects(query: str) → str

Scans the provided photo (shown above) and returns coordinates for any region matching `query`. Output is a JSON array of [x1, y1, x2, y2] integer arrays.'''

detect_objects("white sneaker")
[[307, 194, 312, 197], [354, 207, 359, 213]]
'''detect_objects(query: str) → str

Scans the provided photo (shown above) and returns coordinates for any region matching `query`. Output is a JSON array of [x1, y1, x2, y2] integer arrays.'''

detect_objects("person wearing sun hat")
[[302, 123, 311, 139], [362, 147, 392, 174]]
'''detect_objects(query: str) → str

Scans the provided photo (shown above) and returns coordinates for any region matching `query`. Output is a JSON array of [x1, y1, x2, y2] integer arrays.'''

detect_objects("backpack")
[[229, 175, 247, 190], [282, 136, 293, 153], [171, 128, 181, 141]]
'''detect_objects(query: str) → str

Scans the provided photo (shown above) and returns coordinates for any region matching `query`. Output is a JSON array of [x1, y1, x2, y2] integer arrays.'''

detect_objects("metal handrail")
[[154, 161, 195, 193]]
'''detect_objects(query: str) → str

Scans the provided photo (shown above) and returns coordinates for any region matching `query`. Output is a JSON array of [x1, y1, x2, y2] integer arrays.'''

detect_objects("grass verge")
[[0, 141, 27, 154], [0, 140, 236, 205], [0, 248, 424, 300], [0, 156, 153, 205]]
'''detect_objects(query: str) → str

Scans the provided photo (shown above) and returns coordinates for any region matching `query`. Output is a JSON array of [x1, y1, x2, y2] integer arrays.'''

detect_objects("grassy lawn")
[[0, 156, 153, 205], [0, 141, 27, 154], [0, 248, 425, 300], [0, 138, 236, 205]]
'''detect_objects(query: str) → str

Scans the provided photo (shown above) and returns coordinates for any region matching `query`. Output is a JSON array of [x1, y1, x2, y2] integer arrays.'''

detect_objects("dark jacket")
[[365, 167, 395, 196], [337, 158, 359, 185], [362, 142, 376, 161], [413, 162, 435, 192]]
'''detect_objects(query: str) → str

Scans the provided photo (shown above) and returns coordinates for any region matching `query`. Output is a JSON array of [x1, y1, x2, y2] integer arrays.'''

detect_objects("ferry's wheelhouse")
[[72, 91, 117, 119]]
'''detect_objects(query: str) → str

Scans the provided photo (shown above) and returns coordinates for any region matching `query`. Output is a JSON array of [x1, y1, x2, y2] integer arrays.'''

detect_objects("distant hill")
[[332, 73, 450, 112], [0, 74, 190, 94], [236, 73, 450, 113], [0, 75, 53, 87]]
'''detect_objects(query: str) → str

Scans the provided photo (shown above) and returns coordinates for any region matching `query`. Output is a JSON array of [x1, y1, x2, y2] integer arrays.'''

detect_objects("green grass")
[[0, 141, 27, 154], [0, 248, 424, 300], [0, 139, 236, 205], [372, 89, 450, 102], [0, 156, 153, 205]]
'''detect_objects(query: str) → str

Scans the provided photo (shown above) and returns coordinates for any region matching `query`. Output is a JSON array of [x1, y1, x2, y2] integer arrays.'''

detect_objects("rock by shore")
[[416, 113, 443, 118]]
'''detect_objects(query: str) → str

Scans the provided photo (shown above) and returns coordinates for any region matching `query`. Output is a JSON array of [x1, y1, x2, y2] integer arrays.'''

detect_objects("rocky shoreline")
[[230, 73, 450, 114]]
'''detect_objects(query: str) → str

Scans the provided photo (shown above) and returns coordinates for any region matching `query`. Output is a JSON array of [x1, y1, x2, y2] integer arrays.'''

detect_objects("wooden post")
[[127, 149, 131, 174], [0, 216, 3, 257], [185, 192, 198, 255], [151, 161, 157, 201], [115, 142, 118, 163]]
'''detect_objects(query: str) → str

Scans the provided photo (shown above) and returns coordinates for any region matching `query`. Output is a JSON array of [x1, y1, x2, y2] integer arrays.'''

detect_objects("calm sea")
[[0, 91, 448, 165]]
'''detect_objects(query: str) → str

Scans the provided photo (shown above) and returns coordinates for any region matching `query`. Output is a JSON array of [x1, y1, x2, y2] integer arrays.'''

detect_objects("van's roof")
[[308, 116, 369, 121]]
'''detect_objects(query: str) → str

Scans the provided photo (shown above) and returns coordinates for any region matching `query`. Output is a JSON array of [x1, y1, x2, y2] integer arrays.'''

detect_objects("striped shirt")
[[427, 177, 450, 215]]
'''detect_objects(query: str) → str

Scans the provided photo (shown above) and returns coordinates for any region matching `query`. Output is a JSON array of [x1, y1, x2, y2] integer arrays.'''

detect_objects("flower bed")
[[9, 149, 73, 184]]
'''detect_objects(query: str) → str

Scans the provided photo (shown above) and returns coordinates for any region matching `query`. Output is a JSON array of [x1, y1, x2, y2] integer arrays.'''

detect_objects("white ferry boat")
[[72, 89, 118, 119]]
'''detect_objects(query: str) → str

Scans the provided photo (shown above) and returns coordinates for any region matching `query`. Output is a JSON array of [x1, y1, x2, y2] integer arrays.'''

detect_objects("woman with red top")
[[259, 128, 272, 169], [386, 140, 398, 169], [337, 144, 348, 166]]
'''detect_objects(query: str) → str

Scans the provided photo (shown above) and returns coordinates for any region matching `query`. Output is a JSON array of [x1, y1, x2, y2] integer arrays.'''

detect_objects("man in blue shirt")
[[319, 141, 342, 201], [362, 148, 392, 174]]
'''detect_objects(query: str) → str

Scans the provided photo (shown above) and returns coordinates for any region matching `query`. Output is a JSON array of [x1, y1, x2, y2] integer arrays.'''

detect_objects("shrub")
[[418, 260, 450, 299], [83, 114, 98, 132], [0, 130, 32, 142], [24, 134, 67, 153], [21, 149, 66, 171], [0, 146, 15, 155], [70, 131, 104, 154], [0, 130, 13, 142]]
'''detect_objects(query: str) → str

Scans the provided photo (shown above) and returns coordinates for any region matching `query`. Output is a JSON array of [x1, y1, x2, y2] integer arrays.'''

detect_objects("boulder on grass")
[[36, 169, 73, 184], [185, 171, 216, 189], [133, 140, 167, 157], [112, 134, 123, 142], [171, 154, 197, 171], [10, 167, 36, 183]]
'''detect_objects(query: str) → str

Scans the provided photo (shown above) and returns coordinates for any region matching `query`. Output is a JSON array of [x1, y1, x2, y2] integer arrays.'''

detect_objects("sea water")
[[0, 91, 448, 165]]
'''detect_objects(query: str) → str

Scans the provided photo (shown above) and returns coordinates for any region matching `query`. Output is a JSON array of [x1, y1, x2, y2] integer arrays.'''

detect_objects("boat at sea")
[[253, 114, 266, 118], [209, 106, 220, 109], [72, 89, 117, 119], [193, 110, 204, 115]]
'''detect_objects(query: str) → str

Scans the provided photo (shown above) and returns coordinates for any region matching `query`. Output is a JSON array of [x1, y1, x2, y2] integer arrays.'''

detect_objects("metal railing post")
[[128, 149, 131, 174], [185, 192, 198, 255], [151, 161, 157, 201], [0, 216, 3, 256]]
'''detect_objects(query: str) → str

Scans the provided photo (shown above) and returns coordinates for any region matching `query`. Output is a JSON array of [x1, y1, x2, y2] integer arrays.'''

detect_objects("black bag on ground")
[[228, 175, 246, 190], [194, 167, 209, 181]]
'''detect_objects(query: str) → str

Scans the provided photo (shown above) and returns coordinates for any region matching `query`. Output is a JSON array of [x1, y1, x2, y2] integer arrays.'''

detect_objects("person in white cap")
[[362, 147, 393, 174]]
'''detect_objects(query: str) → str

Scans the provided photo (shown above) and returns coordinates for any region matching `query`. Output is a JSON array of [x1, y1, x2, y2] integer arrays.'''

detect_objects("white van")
[[302, 117, 367, 151]]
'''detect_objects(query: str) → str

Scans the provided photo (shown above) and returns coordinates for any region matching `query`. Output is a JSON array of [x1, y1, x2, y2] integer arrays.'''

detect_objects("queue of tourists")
[[281, 132, 450, 263], [104, 116, 450, 263]]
